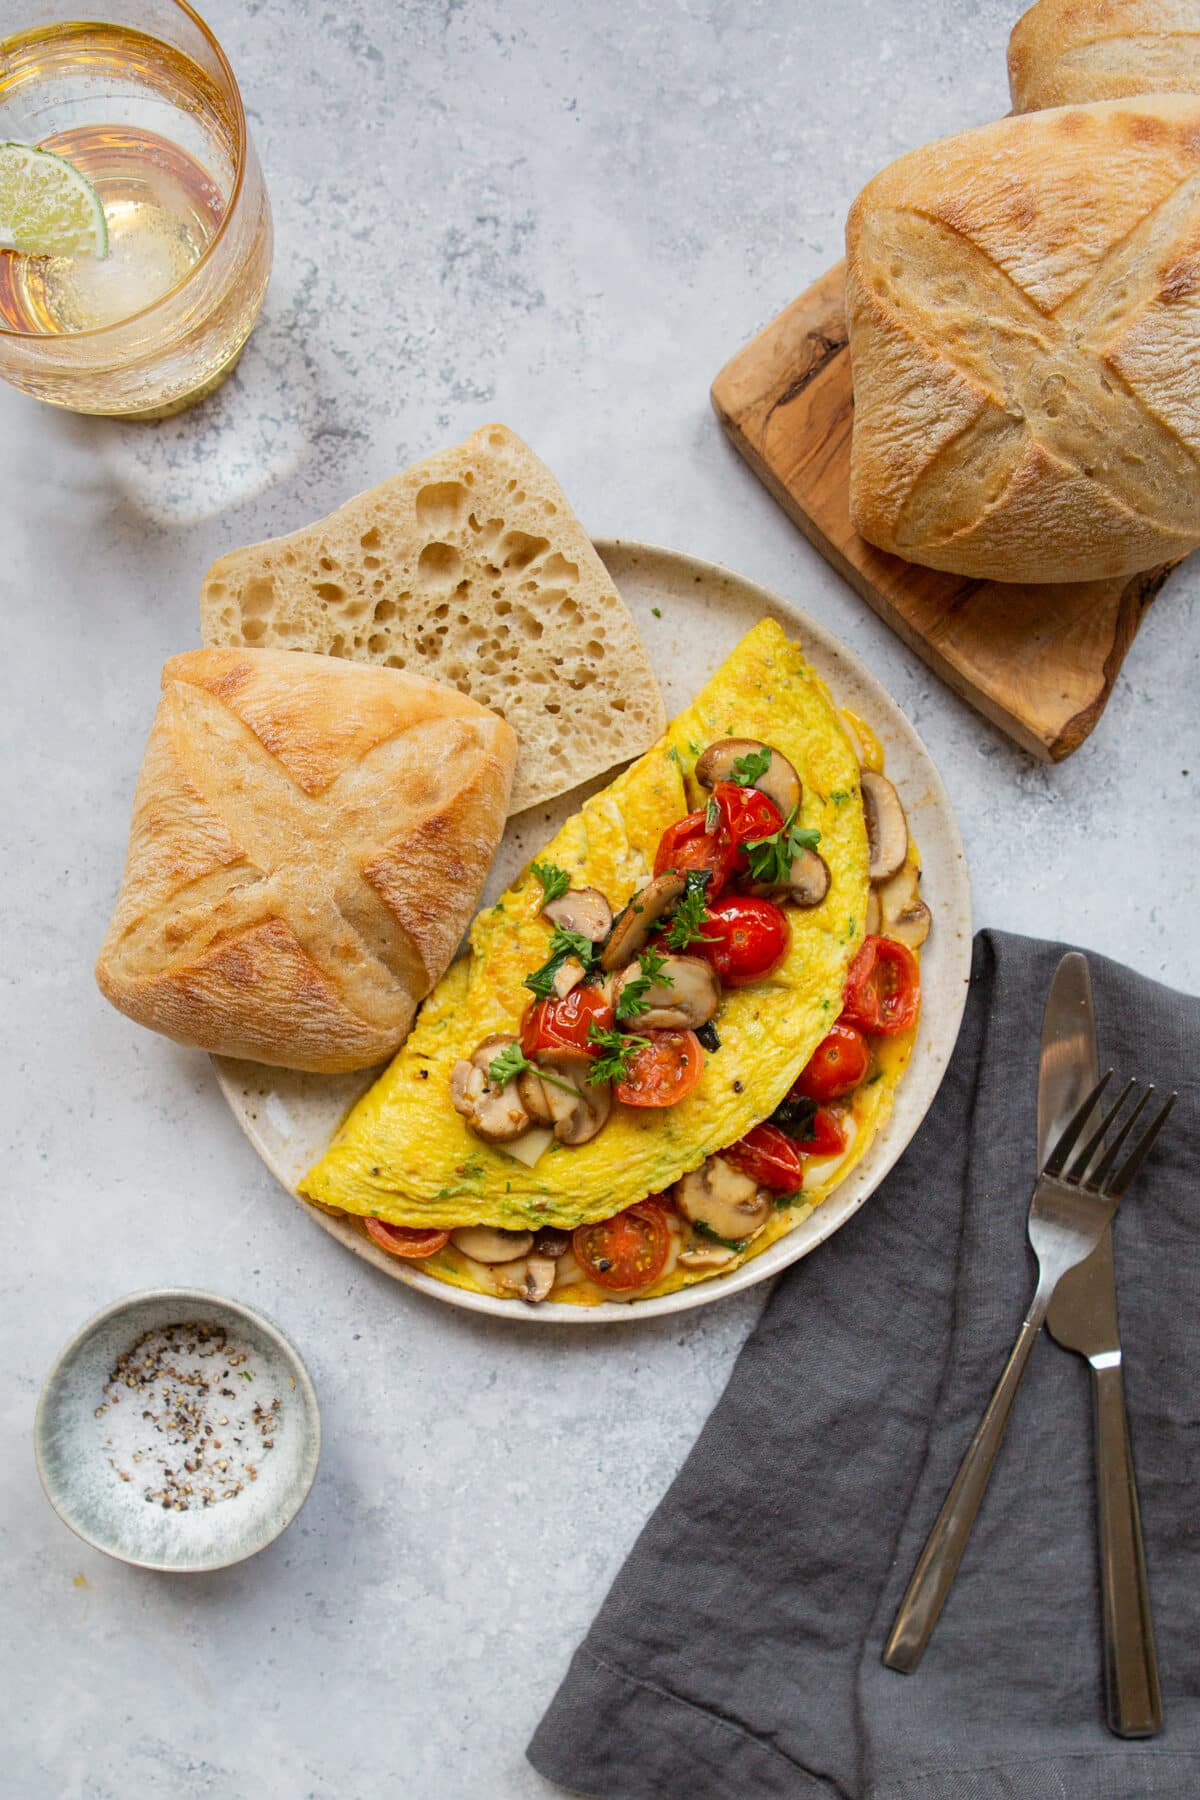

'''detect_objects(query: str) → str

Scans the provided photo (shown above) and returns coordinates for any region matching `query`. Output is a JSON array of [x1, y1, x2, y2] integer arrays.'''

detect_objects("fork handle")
[[1092, 1358, 1162, 1737], [883, 1294, 1048, 1673]]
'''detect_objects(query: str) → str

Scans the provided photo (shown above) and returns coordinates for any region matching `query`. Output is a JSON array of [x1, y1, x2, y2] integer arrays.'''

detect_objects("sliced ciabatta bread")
[[199, 425, 665, 814]]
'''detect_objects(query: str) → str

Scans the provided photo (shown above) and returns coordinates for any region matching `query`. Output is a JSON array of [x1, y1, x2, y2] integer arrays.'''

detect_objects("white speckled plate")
[[214, 542, 972, 1322]]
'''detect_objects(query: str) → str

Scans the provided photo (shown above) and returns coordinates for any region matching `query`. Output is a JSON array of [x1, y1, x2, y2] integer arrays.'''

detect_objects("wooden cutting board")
[[711, 262, 1176, 761]]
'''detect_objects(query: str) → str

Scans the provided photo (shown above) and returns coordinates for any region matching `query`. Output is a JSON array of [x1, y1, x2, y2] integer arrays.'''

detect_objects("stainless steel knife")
[[1041, 951, 1162, 1738]]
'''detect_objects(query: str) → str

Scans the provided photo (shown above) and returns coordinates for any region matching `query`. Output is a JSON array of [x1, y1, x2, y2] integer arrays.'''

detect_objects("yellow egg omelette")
[[301, 620, 885, 1243]]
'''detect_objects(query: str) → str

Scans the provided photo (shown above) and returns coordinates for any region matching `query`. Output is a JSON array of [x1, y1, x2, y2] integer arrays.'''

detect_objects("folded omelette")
[[301, 619, 871, 1230]]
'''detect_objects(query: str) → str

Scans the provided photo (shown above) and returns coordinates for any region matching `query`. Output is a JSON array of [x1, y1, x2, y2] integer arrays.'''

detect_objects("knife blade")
[[1040, 952, 1162, 1738]]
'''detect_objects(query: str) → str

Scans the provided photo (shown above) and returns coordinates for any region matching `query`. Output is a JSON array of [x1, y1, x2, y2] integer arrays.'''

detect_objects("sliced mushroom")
[[449, 1036, 531, 1143], [613, 953, 721, 1030], [674, 1156, 774, 1241], [865, 888, 881, 936], [679, 1242, 738, 1270], [875, 861, 932, 949], [861, 770, 908, 882], [541, 886, 613, 941], [533, 1226, 572, 1259], [537, 1048, 612, 1146], [600, 871, 687, 971], [490, 1253, 559, 1303], [517, 1066, 554, 1125], [695, 737, 802, 820], [450, 1225, 534, 1263], [551, 955, 586, 999], [747, 847, 831, 909]]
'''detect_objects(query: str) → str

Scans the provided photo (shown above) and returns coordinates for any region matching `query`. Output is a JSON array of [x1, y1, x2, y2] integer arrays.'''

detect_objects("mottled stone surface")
[[3, 2, 1197, 1795]]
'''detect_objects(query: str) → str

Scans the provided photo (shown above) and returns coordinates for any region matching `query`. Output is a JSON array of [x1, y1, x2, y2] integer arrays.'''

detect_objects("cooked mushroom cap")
[[488, 1253, 559, 1303], [538, 1048, 612, 1146], [679, 1242, 738, 1270], [861, 771, 909, 882], [613, 953, 721, 1029], [600, 871, 687, 971], [533, 1226, 572, 1259], [450, 1225, 534, 1263], [449, 1035, 531, 1142], [747, 847, 830, 909], [551, 955, 586, 999], [674, 1156, 774, 1241], [695, 737, 802, 820], [875, 861, 932, 949], [517, 1066, 554, 1125], [865, 888, 881, 936], [541, 886, 613, 942]]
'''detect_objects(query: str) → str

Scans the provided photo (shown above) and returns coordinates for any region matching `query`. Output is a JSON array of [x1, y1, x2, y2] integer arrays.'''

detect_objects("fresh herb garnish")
[[704, 793, 721, 834], [664, 870, 715, 951], [487, 1043, 579, 1097], [773, 1189, 801, 1209], [692, 1220, 748, 1251], [530, 859, 571, 906], [696, 1020, 721, 1052], [666, 745, 683, 768], [743, 806, 822, 886], [524, 926, 599, 999], [651, 606, 662, 618], [615, 948, 672, 1020], [830, 789, 850, 805], [769, 1093, 819, 1140], [586, 1023, 649, 1085], [730, 744, 772, 786]]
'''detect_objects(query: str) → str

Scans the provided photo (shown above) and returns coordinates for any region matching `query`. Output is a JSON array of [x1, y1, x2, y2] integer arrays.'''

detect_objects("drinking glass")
[[0, 0, 271, 416]]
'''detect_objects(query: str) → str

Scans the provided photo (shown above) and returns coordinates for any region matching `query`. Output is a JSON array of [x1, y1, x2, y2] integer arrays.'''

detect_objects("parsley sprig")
[[531, 859, 571, 906], [487, 1043, 579, 1098], [730, 744, 772, 785], [692, 1219, 749, 1251], [743, 806, 822, 886], [664, 871, 716, 951], [616, 948, 672, 1020], [586, 1023, 649, 1085], [524, 926, 600, 999]]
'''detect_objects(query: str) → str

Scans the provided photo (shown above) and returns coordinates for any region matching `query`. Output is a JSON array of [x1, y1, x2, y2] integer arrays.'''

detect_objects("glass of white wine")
[[0, 0, 271, 416]]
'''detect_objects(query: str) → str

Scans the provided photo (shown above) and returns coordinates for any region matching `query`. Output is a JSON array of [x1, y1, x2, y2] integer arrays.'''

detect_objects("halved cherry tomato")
[[615, 1028, 705, 1107], [791, 1021, 871, 1101], [653, 810, 736, 893], [788, 1104, 847, 1159], [573, 1199, 672, 1291], [522, 985, 614, 1059], [841, 935, 921, 1036], [724, 1122, 803, 1192], [712, 782, 784, 868], [698, 894, 790, 987], [364, 1219, 449, 1259]]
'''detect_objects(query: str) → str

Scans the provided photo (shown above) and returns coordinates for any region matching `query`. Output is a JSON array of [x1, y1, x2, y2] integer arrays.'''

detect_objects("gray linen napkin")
[[528, 931, 1200, 1799]]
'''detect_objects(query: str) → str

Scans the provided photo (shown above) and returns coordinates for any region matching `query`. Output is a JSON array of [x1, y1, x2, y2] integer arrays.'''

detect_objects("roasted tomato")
[[712, 782, 784, 867], [841, 935, 921, 1036], [615, 1028, 705, 1107], [653, 811, 736, 893], [791, 1021, 871, 1101], [364, 1220, 449, 1259], [791, 1105, 847, 1159], [699, 894, 789, 987], [573, 1199, 672, 1291], [521, 985, 615, 1059], [724, 1122, 803, 1192]]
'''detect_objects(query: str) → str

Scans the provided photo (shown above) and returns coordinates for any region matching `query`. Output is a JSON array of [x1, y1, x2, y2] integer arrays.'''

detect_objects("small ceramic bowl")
[[35, 1289, 320, 1572]]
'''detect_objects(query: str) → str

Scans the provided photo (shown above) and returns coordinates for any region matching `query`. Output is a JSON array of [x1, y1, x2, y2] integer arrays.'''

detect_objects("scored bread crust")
[[95, 648, 517, 1073], [199, 424, 665, 815], [1010, 0, 1200, 113], [845, 95, 1200, 584]]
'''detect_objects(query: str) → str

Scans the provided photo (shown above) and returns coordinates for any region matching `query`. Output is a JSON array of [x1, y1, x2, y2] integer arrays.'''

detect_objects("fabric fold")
[[528, 932, 1200, 1799]]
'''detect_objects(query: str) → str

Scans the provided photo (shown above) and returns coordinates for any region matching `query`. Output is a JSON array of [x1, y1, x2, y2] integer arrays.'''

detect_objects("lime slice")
[[0, 141, 108, 259]]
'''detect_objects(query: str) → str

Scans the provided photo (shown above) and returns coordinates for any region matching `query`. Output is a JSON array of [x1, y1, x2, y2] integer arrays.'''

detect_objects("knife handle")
[[1092, 1358, 1162, 1738]]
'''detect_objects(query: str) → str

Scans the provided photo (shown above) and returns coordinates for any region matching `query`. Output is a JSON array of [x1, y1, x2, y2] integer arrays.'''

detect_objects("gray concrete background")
[[3, 2, 1197, 1795]]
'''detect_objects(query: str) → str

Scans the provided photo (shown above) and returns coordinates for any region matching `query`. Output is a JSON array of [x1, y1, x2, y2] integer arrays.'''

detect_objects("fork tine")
[[1064, 1078, 1137, 1184], [1043, 1070, 1113, 1176], [1083, 1087, 1152, 1190], [1104, 1093, 1177, 1199]]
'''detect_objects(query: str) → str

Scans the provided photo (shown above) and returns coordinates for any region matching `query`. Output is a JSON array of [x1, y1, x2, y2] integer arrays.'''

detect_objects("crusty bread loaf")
[[199, 425, 664, 815], [845, 96, 1200, 584], [96, 648, 516, 1072], [1010, 0, 1200, 112]]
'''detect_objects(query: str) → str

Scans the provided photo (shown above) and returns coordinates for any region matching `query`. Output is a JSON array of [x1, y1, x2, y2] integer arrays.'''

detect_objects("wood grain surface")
[[711, 262, 1175, 761]]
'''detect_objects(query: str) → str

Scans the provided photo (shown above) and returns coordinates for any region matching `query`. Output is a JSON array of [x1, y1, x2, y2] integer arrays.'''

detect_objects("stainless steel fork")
[[884, 1072, 1176, 1673]]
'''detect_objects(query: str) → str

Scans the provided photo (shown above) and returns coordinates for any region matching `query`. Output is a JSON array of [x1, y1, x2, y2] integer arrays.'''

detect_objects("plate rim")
[[214, 537, 972, 1323]]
